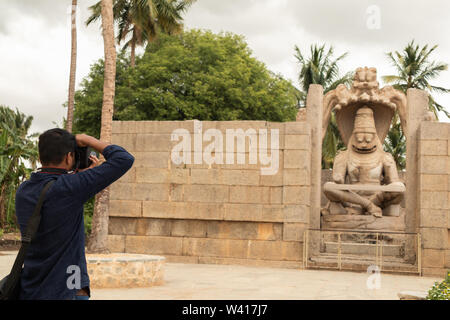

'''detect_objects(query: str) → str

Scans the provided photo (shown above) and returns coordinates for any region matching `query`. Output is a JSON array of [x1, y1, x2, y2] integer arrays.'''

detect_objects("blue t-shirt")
[[15, 145, 134, 300]]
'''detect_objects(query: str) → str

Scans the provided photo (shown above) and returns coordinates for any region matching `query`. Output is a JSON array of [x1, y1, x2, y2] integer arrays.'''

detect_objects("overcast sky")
[[1, 0, 449, 135]]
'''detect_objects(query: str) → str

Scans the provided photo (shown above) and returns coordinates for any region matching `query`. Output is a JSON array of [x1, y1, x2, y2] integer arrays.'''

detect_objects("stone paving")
[[0, 251, 441, 300]]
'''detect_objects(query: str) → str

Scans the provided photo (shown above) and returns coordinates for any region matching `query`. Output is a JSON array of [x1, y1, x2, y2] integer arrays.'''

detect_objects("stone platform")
[[321, 212, 406, 231], [87, 253, 165, 289], [324, 241, 403, 257]]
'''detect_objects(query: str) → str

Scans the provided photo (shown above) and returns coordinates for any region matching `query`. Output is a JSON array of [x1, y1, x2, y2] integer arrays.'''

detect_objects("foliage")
[[295, 44, 353, 106], [382, 40, 450, 170], [322, 112, 346, 169], [0, 106, 39, 229], [83, 197, 95, 238], [86, 0, 196, 67], [294, 44, 353, 169], [426, 271, 450, 300], [383, 114, 406, 170], [73, 30, 299, 137], [383, 40, 450, 119]]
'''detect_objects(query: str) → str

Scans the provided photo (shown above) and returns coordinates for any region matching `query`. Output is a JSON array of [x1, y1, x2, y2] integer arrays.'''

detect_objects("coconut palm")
[[66, 0, 77, 133], [295, 44, 353, 106], [382, 41, 450, 170], [0, 106, 38, 229], [383, 40, 450, 119], [87, 0, 117, 253], [87, 0, 195, 68], [383, 114, 406, 170], [294, 44, 353, 168]]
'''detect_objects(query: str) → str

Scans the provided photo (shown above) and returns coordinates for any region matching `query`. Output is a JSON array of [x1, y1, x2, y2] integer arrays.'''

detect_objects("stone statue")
[[321, 67, 407, 227], [323, 107, 405, 218]]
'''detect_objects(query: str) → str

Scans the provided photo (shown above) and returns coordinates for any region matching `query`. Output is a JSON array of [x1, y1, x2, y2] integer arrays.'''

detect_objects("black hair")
[[38, 128, 76, 166]]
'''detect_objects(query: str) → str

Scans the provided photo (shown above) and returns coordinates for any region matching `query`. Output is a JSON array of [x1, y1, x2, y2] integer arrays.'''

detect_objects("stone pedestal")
[[321, 212, 406, 231], [87, 253, 165, 289]]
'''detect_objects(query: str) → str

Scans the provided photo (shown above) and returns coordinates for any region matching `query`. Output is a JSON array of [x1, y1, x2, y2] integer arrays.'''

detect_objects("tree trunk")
[[130, 37, 136, 68], [66, 0, 77, 133], [0, 183, 7, 228], [87, 0, 116, 253]]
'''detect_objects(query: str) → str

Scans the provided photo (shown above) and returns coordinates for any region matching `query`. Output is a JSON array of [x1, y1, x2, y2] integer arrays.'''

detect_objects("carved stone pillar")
[[306, 84, 323, 256], [405, 89, 429, 233], [405, 88, 429, 263]]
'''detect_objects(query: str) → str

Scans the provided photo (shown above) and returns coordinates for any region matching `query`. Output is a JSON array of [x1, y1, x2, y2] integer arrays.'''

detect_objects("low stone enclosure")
[[106, 80, 450, 278], [86, 254, 165, 288]]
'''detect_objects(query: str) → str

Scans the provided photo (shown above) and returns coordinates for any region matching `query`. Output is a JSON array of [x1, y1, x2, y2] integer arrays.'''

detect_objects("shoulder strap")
[[7, 180, 56, 281]]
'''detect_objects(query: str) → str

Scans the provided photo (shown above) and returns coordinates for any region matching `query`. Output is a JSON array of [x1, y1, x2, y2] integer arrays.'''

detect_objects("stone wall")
[[107, 120, 312, 268], [417, 121, 450, 277]]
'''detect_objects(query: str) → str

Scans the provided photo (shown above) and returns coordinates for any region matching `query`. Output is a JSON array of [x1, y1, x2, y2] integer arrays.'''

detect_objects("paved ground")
[[0, 251, 440, 300]]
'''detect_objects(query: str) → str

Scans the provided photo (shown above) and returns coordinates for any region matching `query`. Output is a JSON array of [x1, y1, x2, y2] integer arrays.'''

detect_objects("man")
[[15, 128, 134, 300]]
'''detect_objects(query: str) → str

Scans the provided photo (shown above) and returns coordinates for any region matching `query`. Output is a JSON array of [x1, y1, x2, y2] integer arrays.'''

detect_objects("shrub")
[[83, 198, 95, 239], [426, 271, 450, 300]]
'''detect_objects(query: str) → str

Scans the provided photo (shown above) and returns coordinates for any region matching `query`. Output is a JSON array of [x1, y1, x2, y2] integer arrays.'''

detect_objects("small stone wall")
[[417, 122, 450, 277], [107, 120, 312, 268], [87, 254, 165, 288]]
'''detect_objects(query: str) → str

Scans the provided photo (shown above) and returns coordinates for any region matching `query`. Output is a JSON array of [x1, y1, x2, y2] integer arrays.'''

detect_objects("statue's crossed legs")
[[323, 182, 404, 218]]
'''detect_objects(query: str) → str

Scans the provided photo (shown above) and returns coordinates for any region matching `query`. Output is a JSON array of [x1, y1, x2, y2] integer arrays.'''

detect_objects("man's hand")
[[77, 154, 102, 172]]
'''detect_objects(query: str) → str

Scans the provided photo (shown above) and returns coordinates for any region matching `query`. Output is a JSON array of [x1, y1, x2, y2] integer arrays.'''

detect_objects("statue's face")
[[351, 131, 378, 153]]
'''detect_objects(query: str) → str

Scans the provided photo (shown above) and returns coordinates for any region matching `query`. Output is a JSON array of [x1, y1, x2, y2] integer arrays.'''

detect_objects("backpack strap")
[[2, 180, 55, 296]]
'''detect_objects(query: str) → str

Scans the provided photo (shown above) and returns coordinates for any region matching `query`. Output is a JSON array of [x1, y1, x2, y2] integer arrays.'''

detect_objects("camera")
[[74, 146, 93, 170]]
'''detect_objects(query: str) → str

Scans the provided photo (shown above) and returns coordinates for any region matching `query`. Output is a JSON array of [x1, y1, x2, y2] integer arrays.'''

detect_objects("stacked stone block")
[[418, 121, 450, 277], [86, 254, 165, 288], [108, 120, 312, 268]]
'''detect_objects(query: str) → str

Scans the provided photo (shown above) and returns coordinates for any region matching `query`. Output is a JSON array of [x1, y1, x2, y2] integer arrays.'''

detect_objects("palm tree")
[[66, 0, 77, 133], [382, 41, 450, 170], [383, 40, 450, 119], [383, 114, 406, 170], [87, 0, 195, 68], [87, 0, 117, 253], [0, 106, 38, 229], [294, 44, 353, 168]]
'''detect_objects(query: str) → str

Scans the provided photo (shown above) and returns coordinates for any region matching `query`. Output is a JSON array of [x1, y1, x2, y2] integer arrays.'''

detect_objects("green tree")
[[383, 40, 450, 119], [383, 114, 406, 170], [73, 30, 299, 136], [87, 0, 196, 68], [0, 106, 38, 229], [294, 44, 353, 168], [382, 41, 450, 170]]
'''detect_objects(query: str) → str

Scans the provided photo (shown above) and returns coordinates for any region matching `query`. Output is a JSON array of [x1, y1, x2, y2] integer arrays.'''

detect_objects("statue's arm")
[[332, 151, 347, 184], [383, 153, 401, 184]]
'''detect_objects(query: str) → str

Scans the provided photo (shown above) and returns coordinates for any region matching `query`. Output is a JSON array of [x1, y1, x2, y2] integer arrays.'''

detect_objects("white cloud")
[[0, 0, 103, 134], [0, 0, 449, 134], [184, 0, 450, 121]]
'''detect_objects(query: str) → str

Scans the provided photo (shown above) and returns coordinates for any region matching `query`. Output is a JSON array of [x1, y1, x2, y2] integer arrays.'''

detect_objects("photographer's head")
[[38, 128, 76, 170]]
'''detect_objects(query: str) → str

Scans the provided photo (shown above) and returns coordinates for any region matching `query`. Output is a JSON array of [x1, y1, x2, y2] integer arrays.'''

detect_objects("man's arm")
[[76, 134, 109, 154], [63, 134, 135, 202]]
